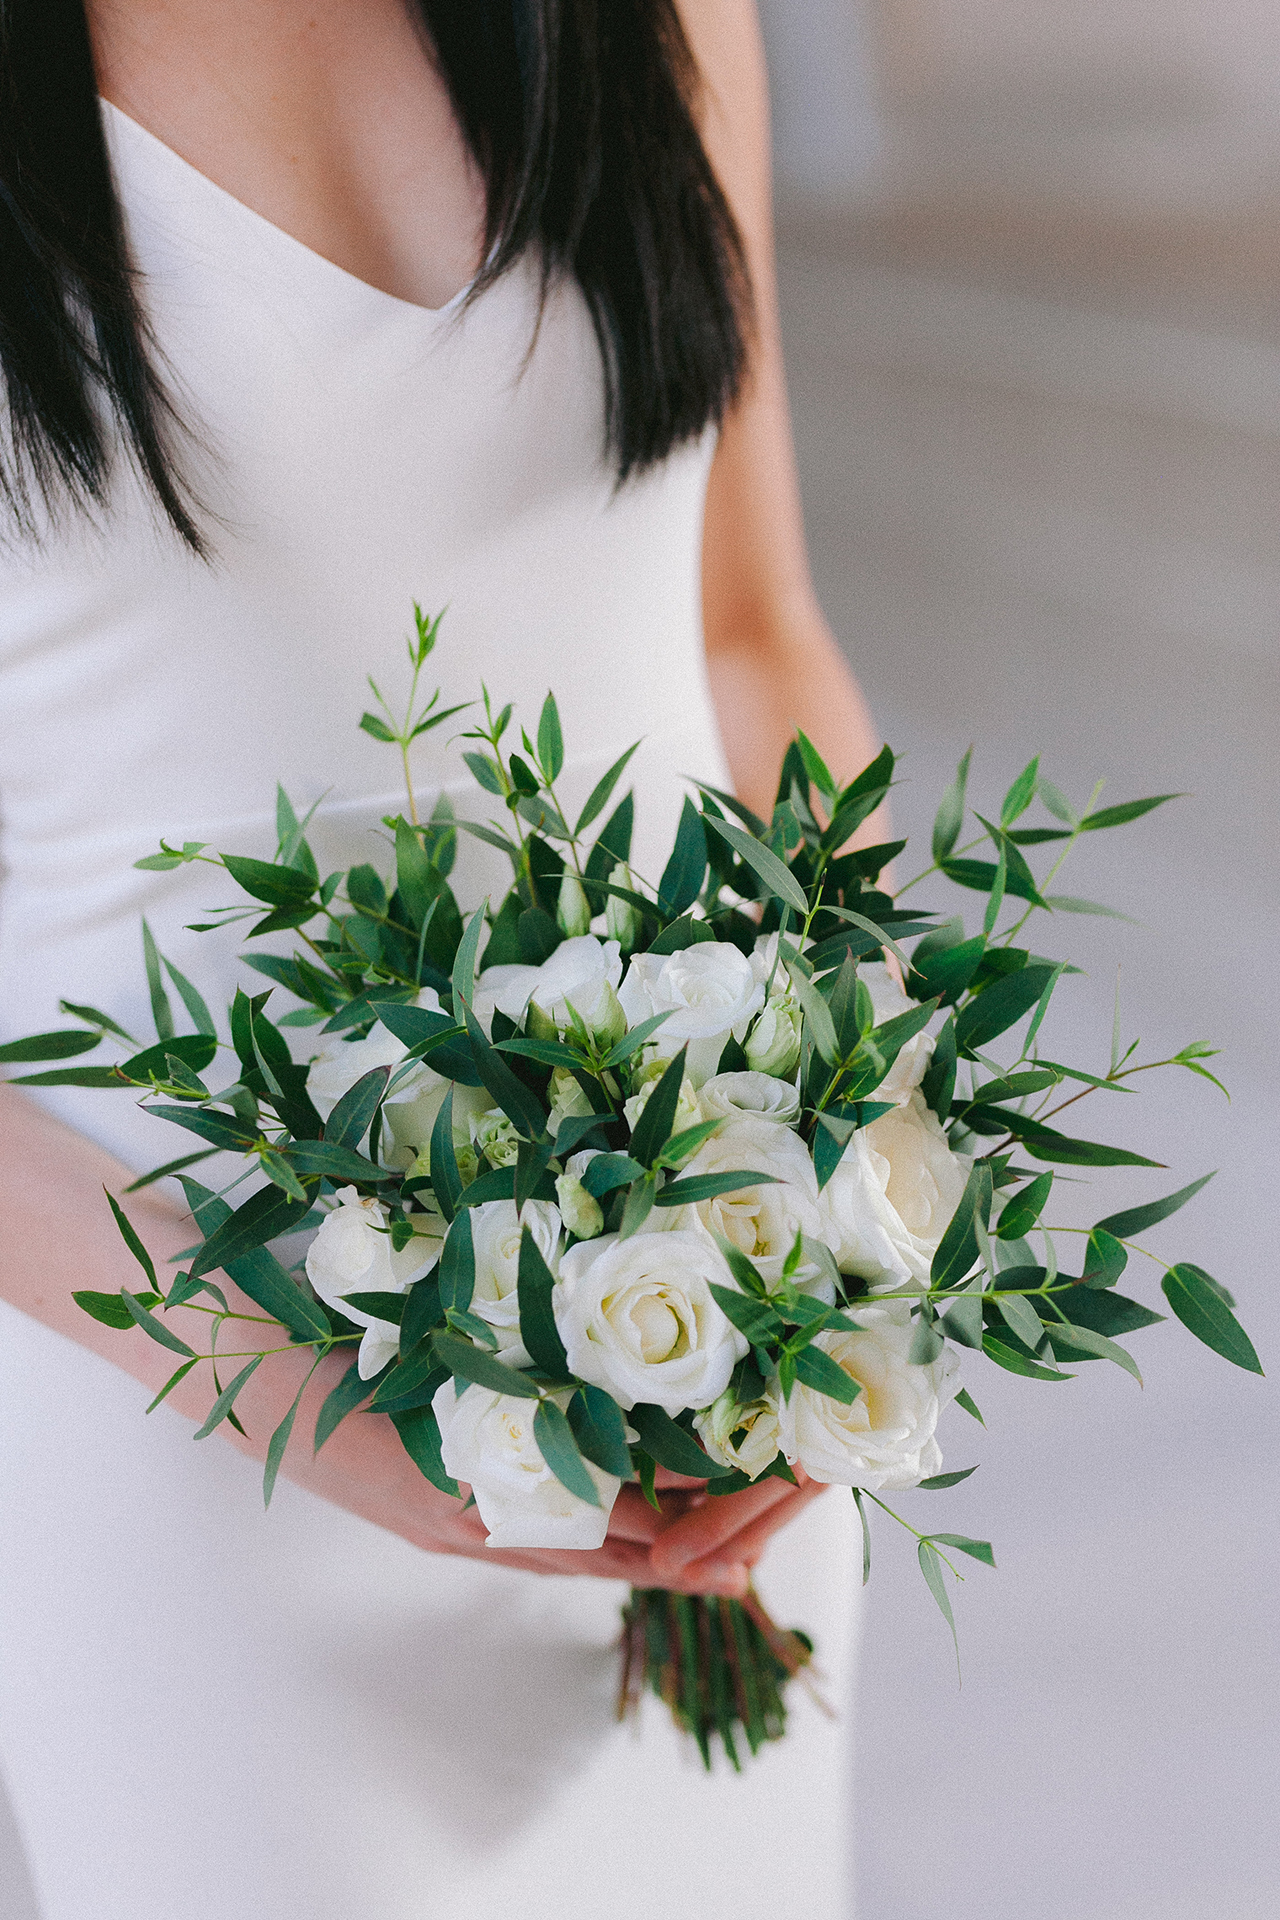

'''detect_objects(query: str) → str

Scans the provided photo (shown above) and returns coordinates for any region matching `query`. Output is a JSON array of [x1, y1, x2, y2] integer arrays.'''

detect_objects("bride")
[[0, 4, 881, 1914]]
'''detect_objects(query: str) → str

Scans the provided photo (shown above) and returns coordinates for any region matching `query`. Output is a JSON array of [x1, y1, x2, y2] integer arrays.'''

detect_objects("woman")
[[0, 3, 880, 1914]]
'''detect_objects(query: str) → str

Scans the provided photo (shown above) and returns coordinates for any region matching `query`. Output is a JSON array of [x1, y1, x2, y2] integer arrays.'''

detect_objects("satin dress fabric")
[[0, 105, 859, 1919]]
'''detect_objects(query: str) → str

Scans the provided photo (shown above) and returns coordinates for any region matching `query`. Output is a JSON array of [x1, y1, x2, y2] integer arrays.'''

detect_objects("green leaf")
[[931, 1162, 993, 1289], [1000, 756, 1040, 827], [1044, 1320, 1142, 1383], [225, 1244, 332, 1342], [193, 1355, 262, 1439], [390, 1405, 460, 1496], [534, 1398, 600, 1504], [1093, 1172, 1215, 1241], [340, 1291, 408, 1324], [58, 1000, 137, 1045], [324, 1065, 390, 1153], [1044, 895, 1135, 921], [991, 1114, 1162, 1169], [188, 1185, 315, 1283], [451, 902, 488, 1013], [433, 1331, 541, 1398], [425, 1086, 460, 1224], [955, 963, 1059, 1054], [394, 817, 436, 932], [655, 1168, 778, 1207], [517, 1228, 572, 1382], [995, 1291, 1046, 1351], [438, 1209, 475, 1318], [1052, 1288, 1164, 1339], [983, 839, 1007, 934], [359, 711, 397, 743], [618, 1175, 657, 1239], [74, 1287, 160, 1330], [579, 1152, 645, 1198], [955, 1386, 985, 1424], [1037, 777, 1078, 826], [921, 1014, 957, 1123], [598, 1009, 674, 1069], [574, 742, 640, 836], [314, 1359, 377, 1452], [141, 919, 175, 1041], [220, 854, 316, 908], [135, 1106, 253, 1152], [795, 729, 837, 802], [917, 1539, 959, 1673], [145, 1357, 199, 1413], [708, 1283, 785, 1347], [942, 856, 1041, 905], [162, 957, 216, 1037], [461, 1004, 546, 1140], [122, 1289, 196, 1358], [703, 816, 808, 915], [0, 1029, 102, 1064], [400, 1275, 443, 1355], [1162, 1265, 1263, 1374], [7, 1063, 126, 1089], [536, 692, 565, 782], [263, 1372, 310, 1507], [852, 1487, 872, 1585], [568, 1385, 633, 1482], [982, 1332, 1069, 1381], [787, 965, 839, 1066], [1081, 1227, 1128, 1289], [629, 1046, 690, 1168], [627, 1403, 735, 1477], [917, 1466, 979, 1490], [909, 1317, 945, 1363], [658, 797, 708, 917], [932, 747, 972, 864], [929, 1532, 996, 1567], [995, 1170, 1053, 1240], [104, 1188, 159, 1289], [120, 1033, 218, 1086], [1080, 793, 1183, 831], [793, 1343, 861, 1405]]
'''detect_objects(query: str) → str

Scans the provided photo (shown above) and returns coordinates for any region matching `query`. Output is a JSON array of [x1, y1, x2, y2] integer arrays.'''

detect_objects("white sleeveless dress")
[[0, 107, 858, 1920]]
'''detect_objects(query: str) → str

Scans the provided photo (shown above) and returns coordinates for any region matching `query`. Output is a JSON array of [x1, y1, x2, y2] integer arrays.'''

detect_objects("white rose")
[[556, 1152, 605, 1241], [623, 1069, 701, 1141], [473, 934, 622, 1034], [693, 1390, 783, 1480], [468, 1199, 561, 1365], [820, 1090, 970, 1290], [649, 1115, 824, 1285], [750, 929, 806, 987], [305, 1187, 441, 1377], [775, 1303, 959, 1489], [548, 1067, 594, 1133], [554, 1230, 748, 1412], [471, 1107, 520, 1168], [618, 942, 764, 1086], [698, 1070, 801, 1127], [744, 995, 803, 1078], [860, 961, 934, 1105], [432, 1380, 619, 1549]]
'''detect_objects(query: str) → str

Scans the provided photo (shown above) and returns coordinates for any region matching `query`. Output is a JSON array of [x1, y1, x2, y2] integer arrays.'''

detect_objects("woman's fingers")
[[676, 1480, 828, 1584], [646, 1476, 801, 1582]]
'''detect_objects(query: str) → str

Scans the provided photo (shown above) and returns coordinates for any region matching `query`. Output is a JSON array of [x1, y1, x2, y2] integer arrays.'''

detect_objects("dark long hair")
[[0, 0, 750, 553]]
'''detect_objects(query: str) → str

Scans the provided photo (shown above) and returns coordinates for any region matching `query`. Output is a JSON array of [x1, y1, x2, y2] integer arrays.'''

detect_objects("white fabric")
[[0, 105, 859, 1918]]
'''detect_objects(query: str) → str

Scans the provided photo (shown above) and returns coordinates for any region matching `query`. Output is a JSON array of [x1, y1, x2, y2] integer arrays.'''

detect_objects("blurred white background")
[[757, 4, 1278, 1916]]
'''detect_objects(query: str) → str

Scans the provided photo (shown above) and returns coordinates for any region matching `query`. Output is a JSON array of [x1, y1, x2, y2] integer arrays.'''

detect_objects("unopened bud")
[[604, 862, 642, 950], [590, 980, 628, 1051], [556, 871, 592, 939], [744, 997, 803, 1079], [556, 1154, 605, 1241], [526, 998, 558, 1042]]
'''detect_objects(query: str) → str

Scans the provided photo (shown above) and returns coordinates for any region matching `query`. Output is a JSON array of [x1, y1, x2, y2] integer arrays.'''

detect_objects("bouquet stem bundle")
[[619, 1585, 817, 1771]]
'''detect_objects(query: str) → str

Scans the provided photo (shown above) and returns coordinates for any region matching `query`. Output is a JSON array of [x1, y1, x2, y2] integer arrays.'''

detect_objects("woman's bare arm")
[[679, 0, 884, 826]]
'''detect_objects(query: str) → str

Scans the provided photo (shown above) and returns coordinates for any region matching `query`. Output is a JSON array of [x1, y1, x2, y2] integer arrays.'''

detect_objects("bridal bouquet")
[[4, 608, 1258, 1769]]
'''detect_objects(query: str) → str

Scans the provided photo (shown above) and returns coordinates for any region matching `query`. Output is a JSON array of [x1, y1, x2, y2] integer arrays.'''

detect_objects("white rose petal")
[[693, 1390, 783, 1480], [648, 1115, 824, 1285], [556, 1153, 605, 1241], [618, 942, 764, 1086], [432, 1380, 619, 1549], [820, 1090, 970, 1290], [473, 935, 622, 1034], [467, 1199, 561, 1365], [554, 1230, 748, 1412], [698, 1070, 801, 1127], [305, 1187, 441, 1377], [775, 1304, 959, 1490]]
